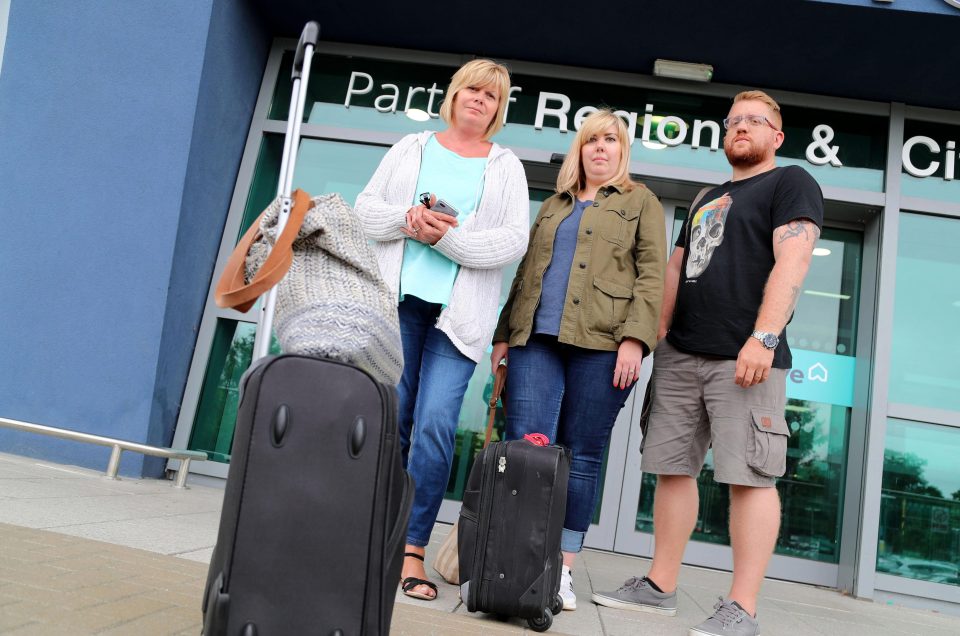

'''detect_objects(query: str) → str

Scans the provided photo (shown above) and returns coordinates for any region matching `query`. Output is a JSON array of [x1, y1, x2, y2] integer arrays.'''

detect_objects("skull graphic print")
[[686, 193, 733, 279]]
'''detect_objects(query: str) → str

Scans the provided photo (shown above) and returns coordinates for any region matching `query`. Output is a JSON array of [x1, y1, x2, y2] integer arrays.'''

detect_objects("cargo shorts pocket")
[[746, 409, 790, 477]]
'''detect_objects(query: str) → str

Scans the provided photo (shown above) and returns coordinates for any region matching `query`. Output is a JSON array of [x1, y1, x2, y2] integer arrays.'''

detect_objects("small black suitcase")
[[202, 354, 413, 635], [457, 439, 571, 632]]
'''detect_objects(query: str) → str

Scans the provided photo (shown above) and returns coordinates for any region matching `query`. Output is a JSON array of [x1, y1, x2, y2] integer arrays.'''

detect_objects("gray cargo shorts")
[[639, 339, 790, 487]]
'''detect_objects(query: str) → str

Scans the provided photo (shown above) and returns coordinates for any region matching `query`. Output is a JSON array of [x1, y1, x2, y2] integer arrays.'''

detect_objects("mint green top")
[[400, 135, 487, 306]]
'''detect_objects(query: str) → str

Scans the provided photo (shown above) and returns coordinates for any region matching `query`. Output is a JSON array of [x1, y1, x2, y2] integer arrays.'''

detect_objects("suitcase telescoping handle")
[[293, 22, 320, 80], [251, 20, 321, 361]]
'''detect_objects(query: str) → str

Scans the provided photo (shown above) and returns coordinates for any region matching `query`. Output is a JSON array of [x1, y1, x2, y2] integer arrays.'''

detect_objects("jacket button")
[[592, 202, 600, 207], [573, 298, 580, 305], [579, 262, 586, 269], [585, 229, 592, 235]]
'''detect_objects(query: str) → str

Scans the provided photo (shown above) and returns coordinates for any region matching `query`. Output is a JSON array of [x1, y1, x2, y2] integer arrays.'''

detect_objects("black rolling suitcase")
[[457, 439, 571, 632], [201, 22, 413, 636], [202, 355, 412, 635]]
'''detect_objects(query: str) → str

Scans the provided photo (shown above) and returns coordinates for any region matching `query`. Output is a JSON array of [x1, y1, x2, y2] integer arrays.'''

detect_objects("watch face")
[[763, 333, 779, 348]]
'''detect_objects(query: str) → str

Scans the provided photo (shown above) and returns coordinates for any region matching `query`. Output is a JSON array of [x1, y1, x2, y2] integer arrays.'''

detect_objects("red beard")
[[724, 138, 765, 167]]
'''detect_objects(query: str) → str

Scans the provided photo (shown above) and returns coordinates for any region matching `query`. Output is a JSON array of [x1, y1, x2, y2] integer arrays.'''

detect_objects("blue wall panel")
[[143, 0, 269, 476], [0, 0, 267, 476]]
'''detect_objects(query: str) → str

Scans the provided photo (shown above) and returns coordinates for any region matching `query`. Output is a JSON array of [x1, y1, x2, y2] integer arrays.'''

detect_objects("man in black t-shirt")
[[593, 91, 823, 636]]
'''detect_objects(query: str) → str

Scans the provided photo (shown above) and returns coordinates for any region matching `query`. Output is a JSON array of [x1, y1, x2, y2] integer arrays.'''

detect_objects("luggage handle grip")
[[293, 21, 320, 80]]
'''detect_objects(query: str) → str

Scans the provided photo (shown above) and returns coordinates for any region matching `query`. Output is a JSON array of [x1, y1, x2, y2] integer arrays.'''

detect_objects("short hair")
[[556, 109, 636, 195], [439, 59, 511, 140], [733, 90, 782, 129]]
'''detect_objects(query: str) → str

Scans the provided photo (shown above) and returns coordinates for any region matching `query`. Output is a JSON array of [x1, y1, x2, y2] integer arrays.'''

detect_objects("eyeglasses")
[[722, 114, 779, 131]]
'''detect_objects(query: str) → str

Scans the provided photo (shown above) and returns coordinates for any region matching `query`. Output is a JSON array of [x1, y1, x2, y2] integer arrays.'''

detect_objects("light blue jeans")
[[396, 296, 476, 547]]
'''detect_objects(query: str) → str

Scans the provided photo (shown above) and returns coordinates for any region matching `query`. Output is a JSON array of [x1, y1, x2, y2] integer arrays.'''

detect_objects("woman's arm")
[[354, 136, 419, 241]]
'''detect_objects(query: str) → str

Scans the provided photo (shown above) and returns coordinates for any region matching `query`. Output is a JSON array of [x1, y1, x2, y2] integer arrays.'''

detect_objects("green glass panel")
[[188, 320, 280, 463], [889, 213, 960, 412], [787, 225, 862, 357], [292, 139, 388, 205], [238, 134, 284, 242], [877, 419, 960, 587], [636, 399, 849, 563]]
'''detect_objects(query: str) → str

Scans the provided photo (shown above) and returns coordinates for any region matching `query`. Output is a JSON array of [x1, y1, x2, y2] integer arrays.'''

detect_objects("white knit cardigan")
[[355, 131, 530, 362]]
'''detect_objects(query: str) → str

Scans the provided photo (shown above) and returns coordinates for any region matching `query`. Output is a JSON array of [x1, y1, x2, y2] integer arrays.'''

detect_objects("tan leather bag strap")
[[483, 364, 508, 448], [215, 189, 313, 313]]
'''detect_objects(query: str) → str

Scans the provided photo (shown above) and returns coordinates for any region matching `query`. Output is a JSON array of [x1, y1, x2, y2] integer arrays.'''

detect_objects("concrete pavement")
[[0, 451, 958, 635]]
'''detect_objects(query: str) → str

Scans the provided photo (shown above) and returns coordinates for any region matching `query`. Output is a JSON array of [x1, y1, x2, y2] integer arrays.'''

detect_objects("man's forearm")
[[658, 249, 684, 337], [754, 257, 810, 334]]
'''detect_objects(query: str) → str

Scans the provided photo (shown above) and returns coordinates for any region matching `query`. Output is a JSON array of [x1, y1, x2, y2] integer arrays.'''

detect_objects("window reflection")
[[877, 419, 960, 587]]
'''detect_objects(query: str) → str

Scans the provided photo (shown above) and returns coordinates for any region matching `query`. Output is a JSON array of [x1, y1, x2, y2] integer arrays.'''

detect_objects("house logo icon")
[[808, 362, 828, 382]]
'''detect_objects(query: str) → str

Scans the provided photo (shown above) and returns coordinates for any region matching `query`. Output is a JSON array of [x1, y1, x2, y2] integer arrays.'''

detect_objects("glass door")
[[612, 200, 864, 587]]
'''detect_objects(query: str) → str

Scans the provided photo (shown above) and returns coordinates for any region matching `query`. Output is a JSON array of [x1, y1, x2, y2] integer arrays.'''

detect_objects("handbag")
[[432, 363, 507, 585], [215, 189, 403, 385]]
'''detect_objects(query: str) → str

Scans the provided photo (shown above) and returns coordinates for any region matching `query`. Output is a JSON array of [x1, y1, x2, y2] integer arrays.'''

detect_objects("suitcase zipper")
[[473, 442, 503, 611]]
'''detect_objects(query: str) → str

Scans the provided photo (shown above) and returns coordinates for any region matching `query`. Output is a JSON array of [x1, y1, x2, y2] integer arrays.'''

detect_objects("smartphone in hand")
[[418, 192, 460, 218], [430, 199, 460, 218]]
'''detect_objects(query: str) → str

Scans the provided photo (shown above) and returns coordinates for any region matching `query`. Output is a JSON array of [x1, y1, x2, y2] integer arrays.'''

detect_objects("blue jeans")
[[397, 296, 476, 547], [505, 334, 633, 553]]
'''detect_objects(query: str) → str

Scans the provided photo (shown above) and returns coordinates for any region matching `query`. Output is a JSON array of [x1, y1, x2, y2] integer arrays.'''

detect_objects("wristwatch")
[[751, 330, 780, 350]]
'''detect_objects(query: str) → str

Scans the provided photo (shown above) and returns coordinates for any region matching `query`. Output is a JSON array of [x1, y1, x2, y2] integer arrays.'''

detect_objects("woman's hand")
[[613, 337, 647, 389], [403, 204, 429, 236], [491, 342, 509, 375], [401, 209, 458, 245]]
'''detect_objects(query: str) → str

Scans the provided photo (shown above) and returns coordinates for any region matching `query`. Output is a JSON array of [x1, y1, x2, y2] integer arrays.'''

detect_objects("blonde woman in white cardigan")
[[355, 58, 529, 601]]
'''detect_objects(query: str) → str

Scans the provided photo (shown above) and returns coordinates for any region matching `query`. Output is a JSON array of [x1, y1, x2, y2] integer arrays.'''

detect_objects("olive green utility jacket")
[[493, 183, 666, 353]]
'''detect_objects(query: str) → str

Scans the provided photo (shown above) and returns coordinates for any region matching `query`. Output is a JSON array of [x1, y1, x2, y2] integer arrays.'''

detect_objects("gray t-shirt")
[[533, 198, 593, 336]]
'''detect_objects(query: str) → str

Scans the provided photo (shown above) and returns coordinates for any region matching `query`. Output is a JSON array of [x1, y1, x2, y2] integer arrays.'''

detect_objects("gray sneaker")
[[591, 576, 678, 616], [689, 598, 759, 636]]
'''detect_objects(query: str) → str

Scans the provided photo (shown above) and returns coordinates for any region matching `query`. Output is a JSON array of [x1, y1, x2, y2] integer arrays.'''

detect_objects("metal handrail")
[[0, 417, 208, 488]]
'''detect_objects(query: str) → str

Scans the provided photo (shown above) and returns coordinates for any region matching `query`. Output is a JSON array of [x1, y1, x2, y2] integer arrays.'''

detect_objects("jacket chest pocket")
[[599, 208, 641, 247]]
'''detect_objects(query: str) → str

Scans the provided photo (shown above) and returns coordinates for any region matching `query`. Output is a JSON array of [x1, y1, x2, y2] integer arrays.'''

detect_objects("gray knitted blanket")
[[246, 193, 403, 385]]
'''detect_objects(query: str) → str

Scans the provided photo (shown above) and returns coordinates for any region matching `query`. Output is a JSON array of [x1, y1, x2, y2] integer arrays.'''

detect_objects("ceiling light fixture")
[[653, 59, 714, 82], [813, 247, 832, 256], [405, 108, 430, 122], [804, 290, 851, 300]]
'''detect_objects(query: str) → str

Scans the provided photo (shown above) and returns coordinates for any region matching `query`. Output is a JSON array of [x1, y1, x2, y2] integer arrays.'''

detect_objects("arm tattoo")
[[777, 219, 820, 244]]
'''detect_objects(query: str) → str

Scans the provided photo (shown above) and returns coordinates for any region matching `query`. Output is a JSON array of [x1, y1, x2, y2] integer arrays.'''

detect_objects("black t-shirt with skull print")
[[667, 165, 824, 369]]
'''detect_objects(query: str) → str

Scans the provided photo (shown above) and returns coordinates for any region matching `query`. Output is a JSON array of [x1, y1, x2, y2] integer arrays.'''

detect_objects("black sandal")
[[400, 552, 438, 601]]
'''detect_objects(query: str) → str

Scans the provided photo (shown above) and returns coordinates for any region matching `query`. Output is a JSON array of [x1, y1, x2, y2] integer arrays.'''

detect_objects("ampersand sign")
[[806, 124, 843, 167]]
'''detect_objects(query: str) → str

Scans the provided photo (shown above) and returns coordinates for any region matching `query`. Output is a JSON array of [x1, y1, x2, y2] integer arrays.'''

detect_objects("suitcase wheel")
[[527, 607, 553, 632], [550, 594, 564, 616]]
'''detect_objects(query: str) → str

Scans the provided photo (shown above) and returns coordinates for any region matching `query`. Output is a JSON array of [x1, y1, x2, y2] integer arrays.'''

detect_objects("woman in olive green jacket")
[[491, 109, 666, 611]]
